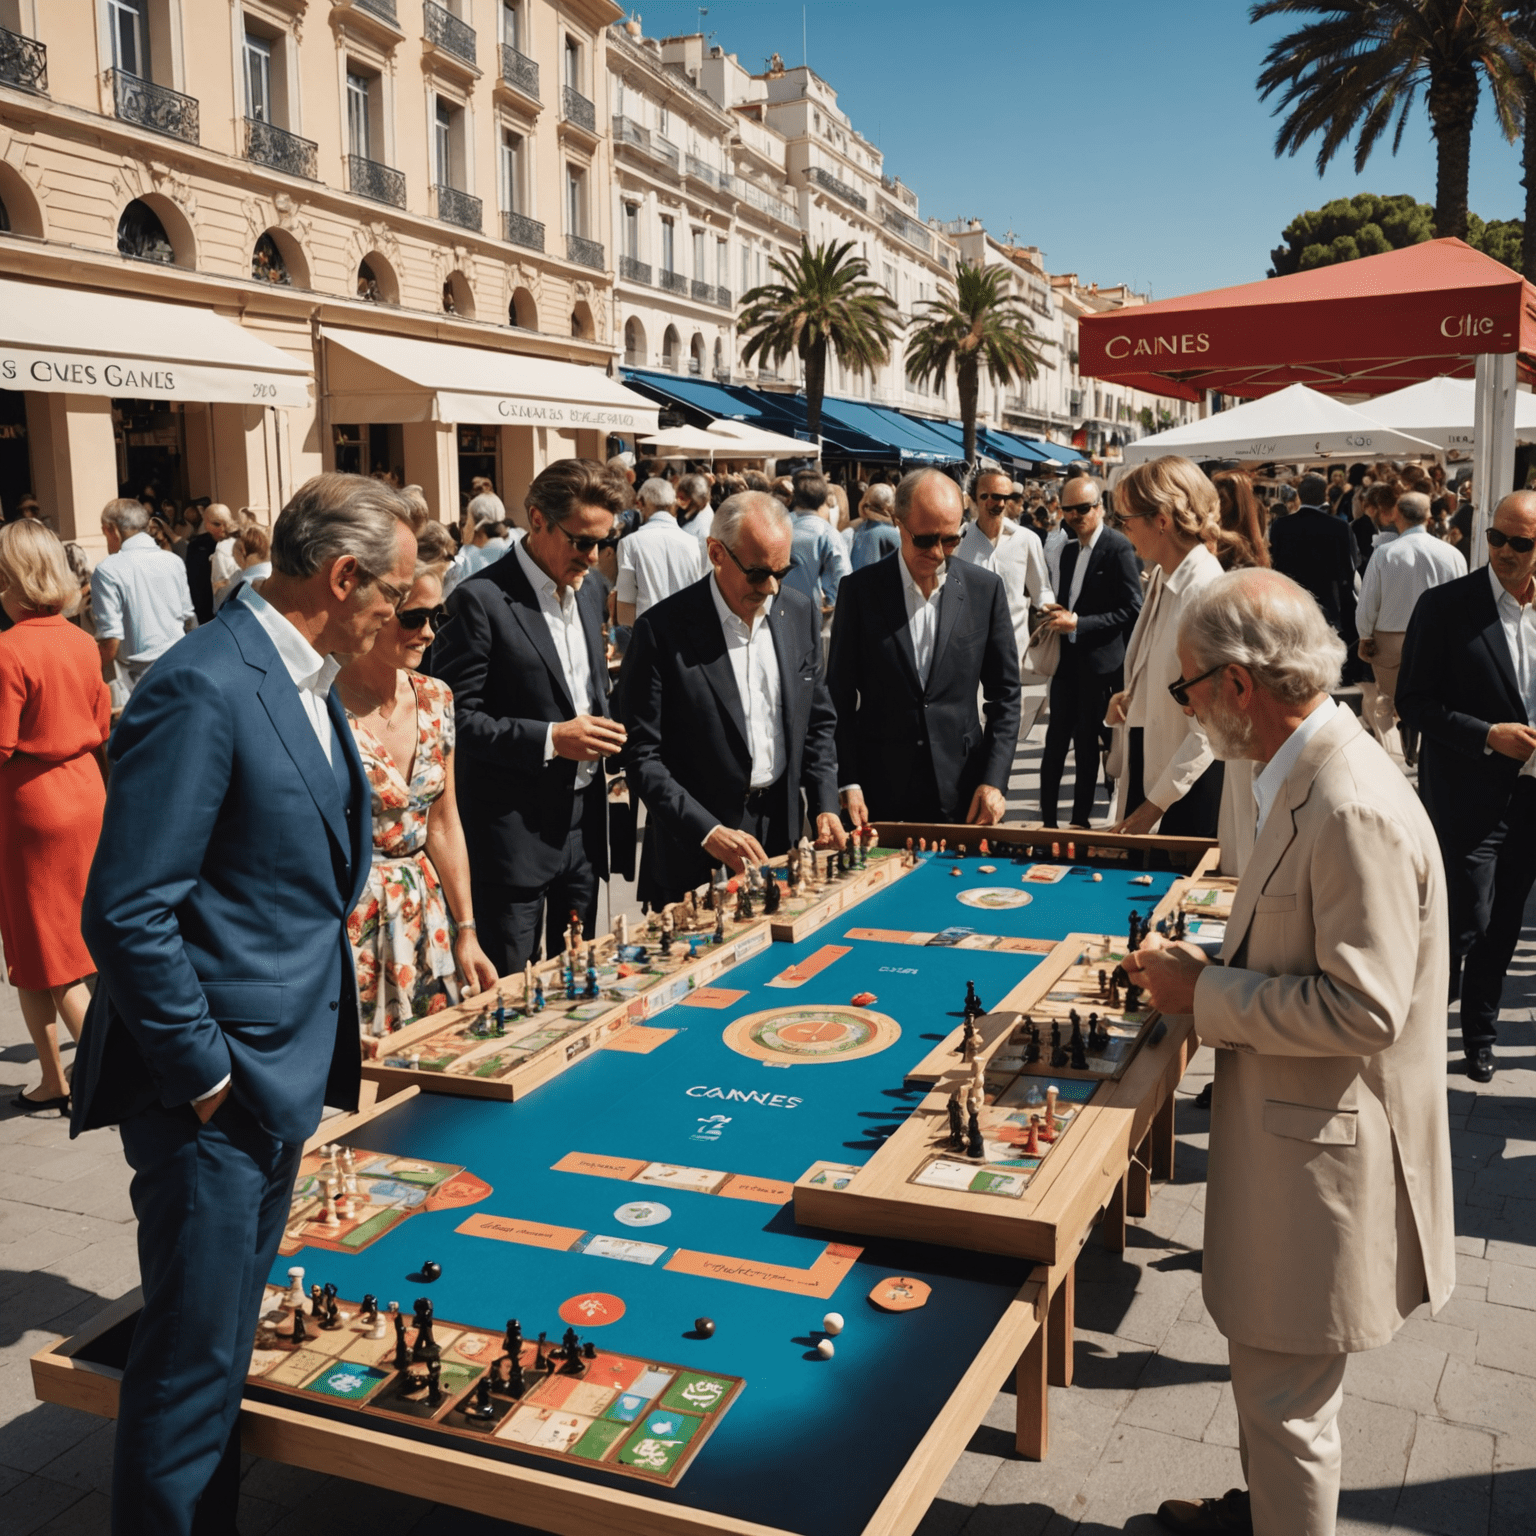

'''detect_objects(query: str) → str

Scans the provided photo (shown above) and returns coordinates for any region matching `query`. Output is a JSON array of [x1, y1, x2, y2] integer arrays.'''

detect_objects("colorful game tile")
[[304, 1362, 391, 1403], [659, 1373, 733, 1415]]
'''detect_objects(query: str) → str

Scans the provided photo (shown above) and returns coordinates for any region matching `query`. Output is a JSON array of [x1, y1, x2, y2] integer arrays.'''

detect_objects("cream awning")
[[322, 327, 660, 432], [0, 277, 310, 407]]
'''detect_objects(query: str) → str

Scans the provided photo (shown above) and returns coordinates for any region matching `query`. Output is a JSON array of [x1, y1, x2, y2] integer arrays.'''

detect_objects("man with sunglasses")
[[1398, 490, 1536, 1085], [1035, 475, 1143, 828], [828, 468, 1020, 828], [618, 492, 843, 903], [433, 458, 629, 976]]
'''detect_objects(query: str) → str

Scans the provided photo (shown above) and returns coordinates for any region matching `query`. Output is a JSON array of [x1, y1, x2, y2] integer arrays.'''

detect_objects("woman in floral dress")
[[337, 562, 496, 1041]]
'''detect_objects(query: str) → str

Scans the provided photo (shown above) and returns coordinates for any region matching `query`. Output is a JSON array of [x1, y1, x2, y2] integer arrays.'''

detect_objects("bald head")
[[894, 468, 963, 525], [1061, 474, 1103, 542], [1488, 490, 1536, 597]]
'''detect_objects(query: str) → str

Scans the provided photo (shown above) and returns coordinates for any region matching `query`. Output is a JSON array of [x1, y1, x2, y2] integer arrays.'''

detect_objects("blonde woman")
[[0, 521, 111, 1109], [1106, 456, 1227, 838]]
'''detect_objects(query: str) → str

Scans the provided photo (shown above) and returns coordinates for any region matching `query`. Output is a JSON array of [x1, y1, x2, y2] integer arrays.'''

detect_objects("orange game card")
[[551, 1151, 648, 1181], [603, 1025, 677, 1053], [765, 945, 850, 989], [455, 1213, 583, 1251], [677, 988, 748, 1009], [717, 1173, 795, 1205]]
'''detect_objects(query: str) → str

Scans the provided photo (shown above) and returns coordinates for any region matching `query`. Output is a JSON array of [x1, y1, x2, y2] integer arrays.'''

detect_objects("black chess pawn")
[[562, 1345, 586, 1376], [1097, 968, 1108, 998], [1124, 978, 1143, 1014], [1175, 910, 1188, 942], [947, 1091, 966, 1151], [463, 1377, 497, 1423], [324, 1295, 341, 1330], [1128, 910, 1141, 953], [502, 1319, 522, 1358], [583, 1341, 597, 1360], [360, 1294, 378, 1323], [584, 963, 598, 999], [1025, 1023, 1042, 1065], [966, 1102, 985, 1160], [506, 1355, 526, 1397], [1069, 1015, 1089, 1071], [426, 1357, 444, 1408], [1050, 1022, 1068, 1069], [713, 907, 726, 945], [964, 980, 981, 1016], [393, 1311, 410, 1371], [561, 1327, 579, 1357], [534, 1331, 548, 1371], [291, 1306, 309, 1345], [412, 1297, 438, 1362], [762, 868, 782, 914]]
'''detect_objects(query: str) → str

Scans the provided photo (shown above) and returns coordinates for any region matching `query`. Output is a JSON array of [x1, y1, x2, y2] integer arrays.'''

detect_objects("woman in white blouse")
[[1106, 456, 1227, 838]]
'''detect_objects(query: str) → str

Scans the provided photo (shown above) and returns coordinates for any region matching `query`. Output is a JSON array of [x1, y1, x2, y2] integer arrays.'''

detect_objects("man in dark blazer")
[[1269, 473, 1359, 633], [73, 473, 415, 1536], [433, 458, 629, 973], [1037, 474, 1142, 827], [829, 468, 1021, 826], [619, 492, 844, 904], [1398, 490, 1536, 1084]]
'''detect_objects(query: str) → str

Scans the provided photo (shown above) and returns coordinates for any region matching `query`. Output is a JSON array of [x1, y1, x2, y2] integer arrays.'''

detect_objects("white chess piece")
[[322, 1180, 340, 1227], [284, 1266, 306, 1311]]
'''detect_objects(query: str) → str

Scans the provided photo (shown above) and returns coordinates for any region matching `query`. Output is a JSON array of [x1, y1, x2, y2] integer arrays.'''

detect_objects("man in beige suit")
[[1129, 569, 1455, 1536]]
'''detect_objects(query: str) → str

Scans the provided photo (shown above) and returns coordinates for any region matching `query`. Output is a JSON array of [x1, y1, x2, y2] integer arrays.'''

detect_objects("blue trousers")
[[114, 1098, 302, 1536]]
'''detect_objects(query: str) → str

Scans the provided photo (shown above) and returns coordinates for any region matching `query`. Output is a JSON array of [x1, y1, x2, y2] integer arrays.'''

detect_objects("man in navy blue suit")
[[72, 473, 416, 1536]]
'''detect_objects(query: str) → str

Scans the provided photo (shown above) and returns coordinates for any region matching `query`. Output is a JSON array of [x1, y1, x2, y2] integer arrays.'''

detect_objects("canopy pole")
[[1471, 351, 1518, 570]]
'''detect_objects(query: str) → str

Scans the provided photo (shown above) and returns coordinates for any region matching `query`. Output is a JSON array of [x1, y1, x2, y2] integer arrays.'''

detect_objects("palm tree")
[[737, 238, 897, 441], [903, 261, 1043, 467], [1251, 0, 1531, 241]]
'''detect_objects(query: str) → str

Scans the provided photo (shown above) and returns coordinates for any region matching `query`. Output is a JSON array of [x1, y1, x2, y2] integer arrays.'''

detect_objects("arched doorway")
[[509, 287, 537, 329], [624, 317, 646, 367], [662, 324, 681, 373]]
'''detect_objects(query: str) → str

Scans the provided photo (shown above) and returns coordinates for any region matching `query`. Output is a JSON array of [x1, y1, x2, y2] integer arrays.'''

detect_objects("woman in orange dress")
[[0, 521, 111, 1111]]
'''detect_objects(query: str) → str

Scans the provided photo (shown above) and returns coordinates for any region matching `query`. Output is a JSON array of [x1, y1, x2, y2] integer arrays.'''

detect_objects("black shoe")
[[1193, 1081, 1213, 1111], [1465, 1047, 1496, 1084], [1156, 1488, 1252, 1534], [11, 1089, 70, 1114]]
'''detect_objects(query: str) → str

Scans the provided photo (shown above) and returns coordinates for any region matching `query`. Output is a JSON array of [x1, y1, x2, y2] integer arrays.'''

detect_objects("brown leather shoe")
[[1155, 1488, 1253, 1533]]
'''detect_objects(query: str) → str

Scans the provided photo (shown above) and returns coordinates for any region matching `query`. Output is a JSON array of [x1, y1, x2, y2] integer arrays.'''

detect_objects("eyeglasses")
[[1487, 527, 1536, 554], [909, 531, 964, 552], [396, 604, 447, 631], [367, 573, 410, 609], [1167, 663, 1227, 708], [1005, 494, 1024, 503], [550, 520, 619, 555], [1061, 501, 1099, 517], [1110, 509, 1158, 529], [718, 538, 793, 585], [975, 492, 1009, 504]]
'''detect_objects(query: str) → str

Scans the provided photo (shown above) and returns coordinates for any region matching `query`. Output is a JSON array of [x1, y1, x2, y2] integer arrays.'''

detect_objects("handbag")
[[1023, 614, 1060, 680]]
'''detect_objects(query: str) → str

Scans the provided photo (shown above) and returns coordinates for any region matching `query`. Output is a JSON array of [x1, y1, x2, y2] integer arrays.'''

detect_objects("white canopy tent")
[[705, 419, 820, 458], [1357, 375, 1536, 451], [637, 426, 730, 457], [1121, 383, 1439, 464]]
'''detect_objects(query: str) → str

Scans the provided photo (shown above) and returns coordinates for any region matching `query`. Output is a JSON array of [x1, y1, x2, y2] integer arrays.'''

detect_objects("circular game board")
[[957, 887, 1034, 910], [722, 1005, 902, 1066]]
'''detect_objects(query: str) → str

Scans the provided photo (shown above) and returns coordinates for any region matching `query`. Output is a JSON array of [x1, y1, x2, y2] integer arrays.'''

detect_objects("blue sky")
[[631, 0, 1528, 298]]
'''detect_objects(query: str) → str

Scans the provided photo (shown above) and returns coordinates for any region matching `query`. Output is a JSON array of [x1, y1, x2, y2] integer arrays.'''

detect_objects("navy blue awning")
[[620, 368, 767, 422], [817, 398, 958, 462]]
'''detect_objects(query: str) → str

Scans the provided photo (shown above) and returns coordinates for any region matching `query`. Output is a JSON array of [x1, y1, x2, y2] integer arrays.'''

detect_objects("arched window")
[[509, 287, 537, 329], [251, 232, 290, 286], [117, 199, 175, 264], [357, 253, 399, 305], [571, 300, 594, 339], [662, 325, 680, 373], [624, 318, 645, 367], [0, 195, 9, 234], [712, 337, 724, 380], [689, 333, 705, 377]]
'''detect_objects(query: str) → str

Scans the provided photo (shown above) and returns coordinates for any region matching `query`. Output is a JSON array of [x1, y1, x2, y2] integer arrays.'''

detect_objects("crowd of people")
[[0, 440, 1512, 1536]]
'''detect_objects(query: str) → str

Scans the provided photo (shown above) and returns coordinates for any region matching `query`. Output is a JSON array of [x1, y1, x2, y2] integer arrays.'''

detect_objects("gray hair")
[[101, 498, 149, 535], [271, 473, 413, 582], [676, 473, 710, 507], [861, 483, 895, 517], [1178, 569, 1346, 706], [467, 492, 505, 527], [1397, 491, 1431, 525], [712, 490, 791, 549], [637, 476, 677, 512], [893, 468, 961, 524]]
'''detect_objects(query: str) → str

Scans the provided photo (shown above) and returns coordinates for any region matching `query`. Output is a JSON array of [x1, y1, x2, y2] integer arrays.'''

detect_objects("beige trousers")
[[1367, 630, 1406, 737], [1229, 1340, 1348, 1536]]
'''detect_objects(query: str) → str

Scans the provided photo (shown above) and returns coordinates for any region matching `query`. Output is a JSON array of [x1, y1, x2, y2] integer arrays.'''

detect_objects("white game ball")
[[816, 1338, 835, 1359], [823, 1312, 844, 1336], [1091, 872, 1103, 883]]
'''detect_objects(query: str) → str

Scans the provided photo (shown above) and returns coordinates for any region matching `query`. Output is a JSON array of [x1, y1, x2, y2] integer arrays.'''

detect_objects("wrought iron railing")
[[562, 85, 596, 132], [738, 180, 798, 227], [245, 118, 318, 179], [0, 25, 47, 93], [347, 153, 406, 208], [500, 43, 538, 98], [503, 209, 544, 250], [566, 234, 603, 269], [685, 154, 732, 194], [690, 278, 713, 304], [109, 69, 199, 144], [619, 255, 651, 285], [356, 0, 398, 20], [880, 204, 932, 254], [715, 285, 732, 309], [424, 2, 475, 64], [651, 135, 680, 170], [810, 165, 866, 211], [659, 269, 688, 295], [435, 183, 481, 231]]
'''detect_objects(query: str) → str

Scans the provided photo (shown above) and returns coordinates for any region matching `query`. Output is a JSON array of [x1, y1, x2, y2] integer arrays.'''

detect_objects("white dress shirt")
[[899, 551, 946, 684], [1044, 525, 1069, 592], [516, 539, 597, 791], [1064, 522, 1104, 645], [89, 532, 196, 664], [237, 583, 342, 765], [615, 510, 704, 619], [708, 576, 785, 789], [955, 517, 1054, 659], [1252, 696, 1338, 840], [1356, 524, 1465, 636], [1489, 562, 1536, 725], [684, 503, 715, 550]]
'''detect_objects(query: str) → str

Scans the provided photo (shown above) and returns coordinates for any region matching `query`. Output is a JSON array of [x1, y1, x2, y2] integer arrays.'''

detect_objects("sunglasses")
[[550, 520, 619, 555], [1167, 663, 1227, 708], [909, 531, 963, 552], [975, 492, 1009, 504], [397, 605, 447, 631], [1061, 501, 1099, 516], [719, 538, 793, 585], [1487, 527, 1536, 554]]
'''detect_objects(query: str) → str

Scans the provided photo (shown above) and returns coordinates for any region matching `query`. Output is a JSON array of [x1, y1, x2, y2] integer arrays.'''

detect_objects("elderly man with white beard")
[[1126, 569, 1454, 1536]]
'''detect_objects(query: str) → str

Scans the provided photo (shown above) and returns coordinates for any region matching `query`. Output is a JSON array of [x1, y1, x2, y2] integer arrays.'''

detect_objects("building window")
[[740, 242, 750, 293], [660, 215, 675, 273], [563, 35, 581, 92], [243, 32, 272, 121], [691, 228, 705, 278], [658, 104, 669, 138], [109, 0, 147, 76], [434, 97, 467, 190], [251, 231, 290, 286], [346, 70, 375, 157], [500, 0, 520, 51], [623, 202, 640, 259], [716, 238, 728, 287], [565, 164, 586, 236], [117, 198, 174, 264], [499, 126, 523, 212]]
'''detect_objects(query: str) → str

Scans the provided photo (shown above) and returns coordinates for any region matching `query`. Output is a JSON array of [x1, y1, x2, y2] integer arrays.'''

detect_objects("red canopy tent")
[[1079, 238, 1536, 554]]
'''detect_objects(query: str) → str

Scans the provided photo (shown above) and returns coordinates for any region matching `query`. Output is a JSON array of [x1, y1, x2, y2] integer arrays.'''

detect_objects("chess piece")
[[1069, 1014, 1088, 1071], [1098, 968, 1108, 999], [971, 1059, 985, 1105], [1124, 977, 1143, 1014], [583, 1341, 597, 1360], [960, 1017, 977, 1065], [412, 1297, 438, 1362], [947, 1090, 966, 1151], [1025, 1021, 1042, 1065], [564, 961, 576, 1000], [533, 978, 545, 1012], [964, 980, 983, 1018], [503, 1319, 522, 1359], [762, 866, 782, 914], [1049, 1021, 1068, 1069], [505, 1355, 527, 1398], [1025, 1115, 1042, 1156], [360, 1294, 378, 1322], [463, 1376, 497, 1423], [426, 1357, 444, 1408], [905, 837, 914, 866], [534, 1331, 548, 1371], [1175, 909, 1188, 942], [321, 1180, 339, 1227], [292, 1306, 308, 1344], [966, 1101, 985, 1159], [285, 1266, 306, 1311], [736, 884, 752, 922], [1128, 910, 1141, 954], [562, 1327, 580, 1357], [585, 963, 598, 999], [614, 913, 629, 947], [714, 905, 725, 945]]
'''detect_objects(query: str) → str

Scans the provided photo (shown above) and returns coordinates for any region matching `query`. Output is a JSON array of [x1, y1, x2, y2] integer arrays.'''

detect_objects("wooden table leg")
[[1047, 1265, 1075, 1388], [1015, 1318, 1048, 1460], [1101, 1172, 1127, 1252], [1127, 1132, 1152, 1219], [1152, 1088, 1176, 1182]]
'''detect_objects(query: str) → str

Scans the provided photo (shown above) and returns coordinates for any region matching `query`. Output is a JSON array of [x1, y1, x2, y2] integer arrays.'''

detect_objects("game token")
[[1092, 872, 1103, 882], [420, 1260, 441, 1282], [950, 867, 962, 877], [849, 991, 876, 1007], [695, 1317, 716, 1338], [868, 1276, 931, 1312], [978, 864, 996, 874], [816, 1339, 835, 1359], [823, 1312, 844, 1335]]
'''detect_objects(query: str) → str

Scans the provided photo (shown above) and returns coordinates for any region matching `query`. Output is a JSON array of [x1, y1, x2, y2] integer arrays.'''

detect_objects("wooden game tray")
[[871, 821, 1220, 874]]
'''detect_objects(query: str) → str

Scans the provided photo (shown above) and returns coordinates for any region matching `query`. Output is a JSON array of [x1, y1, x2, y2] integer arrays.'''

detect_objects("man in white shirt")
[[1356, 490, 1464, 765], [443, 493, 519, 598], [675, 473, 715, 549], [615, 477, 703, 626], [91, 498, 196, 699]]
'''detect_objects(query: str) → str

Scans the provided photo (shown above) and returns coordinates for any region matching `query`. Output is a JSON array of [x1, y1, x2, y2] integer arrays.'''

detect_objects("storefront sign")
[[0, 348, 309, 407]]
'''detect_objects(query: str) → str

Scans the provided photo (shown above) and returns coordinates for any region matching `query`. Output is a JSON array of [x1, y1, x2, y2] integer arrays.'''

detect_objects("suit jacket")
[[1269, 506, 1358, 634], [1397, 566, 1526, 853], [1194, 709, 1454, 1354], [72, 601, 370, 1146], [619, 578, 838, 904], [431, 549, 610, 889], [1056, 526, 1143, 678], [827, 555, 1021, 822]]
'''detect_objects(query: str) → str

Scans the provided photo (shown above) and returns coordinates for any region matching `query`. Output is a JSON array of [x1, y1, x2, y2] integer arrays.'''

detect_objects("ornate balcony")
[[715, 285, 732, 309], [810, 165, 866, 211], [347, 153, 406, 208], [503, 209, 544, 250], [880, 204, 932, 255], [0, 25, 47, 94], [244, 118, 318, 180], [355, 0, 398, 19], [620, 255, 651, 285], [690, 278, 713, 304], [566, 233, 604, 270], [685, 155, 732, 195], [561, 85, 596, 133], [423, 1, 475, 65], [109, 70, 199, 145], [659, 268, 688, 295], [435, 183, 482, 231], [738, 180, 798, 228], [500, 43, 538, 98]]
